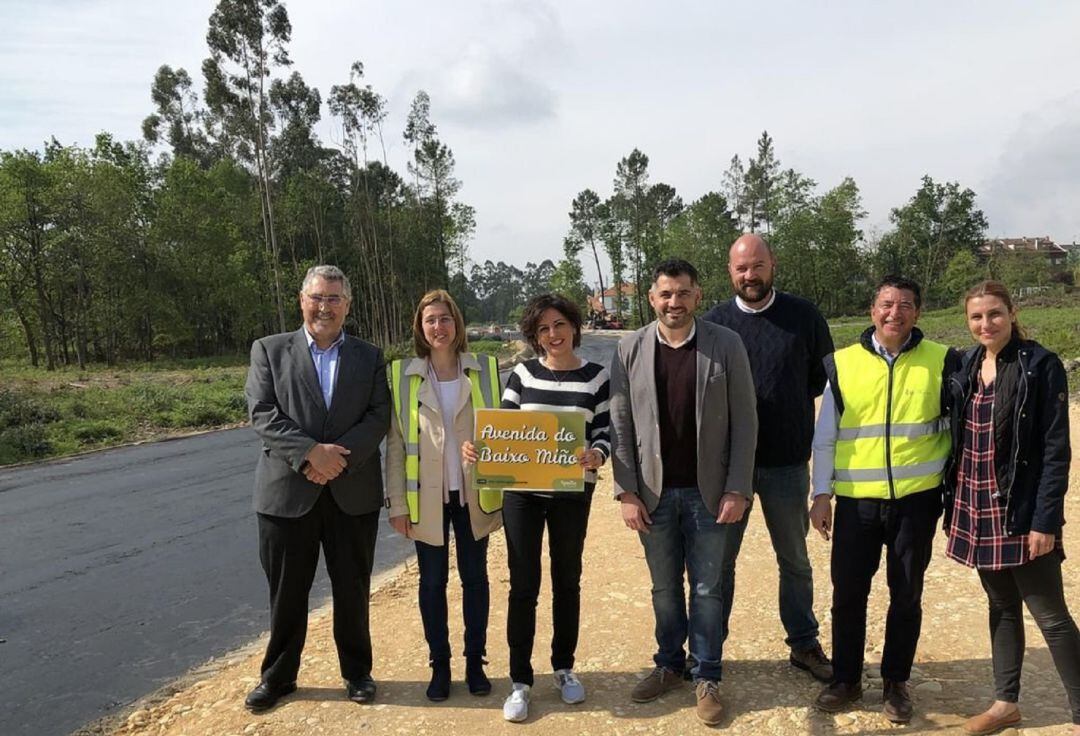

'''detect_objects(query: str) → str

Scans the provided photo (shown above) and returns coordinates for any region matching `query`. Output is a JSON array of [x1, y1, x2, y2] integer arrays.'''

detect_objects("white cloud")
[[423, 44, 557, 128], [980, 92, 1080, 243]]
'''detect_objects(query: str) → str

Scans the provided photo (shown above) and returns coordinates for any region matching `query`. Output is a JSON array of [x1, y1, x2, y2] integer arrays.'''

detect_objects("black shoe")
[[465, 656, 491, 696], [883, 679, 913, 723], [347, 675, 377, 704], [244, 680, 297, 712], [427, 659, 451, 701], [814, 681, 862, 713]]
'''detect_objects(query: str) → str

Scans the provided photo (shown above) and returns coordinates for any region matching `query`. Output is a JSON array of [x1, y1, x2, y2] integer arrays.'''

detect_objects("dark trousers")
[[414, 492, 490, 662], [257, 489, 379, 687], [503, 487, 593, 686], [979, 552, 1080, 724], [831, 489, 941, 685]]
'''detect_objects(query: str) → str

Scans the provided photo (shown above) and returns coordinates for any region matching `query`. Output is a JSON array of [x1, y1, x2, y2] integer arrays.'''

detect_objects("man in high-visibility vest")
[[809, 275, 958, 724]]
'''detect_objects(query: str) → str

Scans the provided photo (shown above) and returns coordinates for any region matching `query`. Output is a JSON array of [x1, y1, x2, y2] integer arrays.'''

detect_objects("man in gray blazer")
[[610, 258, 757, 726], [243, 265, 390, 712]]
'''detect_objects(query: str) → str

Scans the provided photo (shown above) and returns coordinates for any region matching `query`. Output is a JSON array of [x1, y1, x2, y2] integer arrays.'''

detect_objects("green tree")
[[874, 176, 988, 305], [612, 149, 652, 324], [203, 0, 293, 332], [565, 189, 606, 311], [940, 250, 987, 303], [665, 192, 740, 303]]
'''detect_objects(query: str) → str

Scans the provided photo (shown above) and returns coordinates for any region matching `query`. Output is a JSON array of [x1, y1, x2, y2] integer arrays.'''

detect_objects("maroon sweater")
[[655, 334, 698, 488]]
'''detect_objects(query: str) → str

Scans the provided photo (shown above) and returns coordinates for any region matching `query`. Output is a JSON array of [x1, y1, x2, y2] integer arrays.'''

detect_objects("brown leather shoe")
[[814, 681, 862, 713], [695, 680, 724, 726], [790, 643, 834, 682], [883, 679, 913, 723], [631, 666, 683, 703], [963, 707, 1021, 735]]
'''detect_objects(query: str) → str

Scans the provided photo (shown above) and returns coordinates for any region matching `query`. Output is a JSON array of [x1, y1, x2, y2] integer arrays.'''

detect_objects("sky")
[[3, 0, 1079, 287]]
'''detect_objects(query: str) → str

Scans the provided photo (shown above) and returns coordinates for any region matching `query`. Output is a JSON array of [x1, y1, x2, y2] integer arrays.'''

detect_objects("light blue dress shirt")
[[304, 329, 344, 408]]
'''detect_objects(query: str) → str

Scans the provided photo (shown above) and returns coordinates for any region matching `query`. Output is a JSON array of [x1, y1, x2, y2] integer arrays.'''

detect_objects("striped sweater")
[[501, 358, 611, 484]]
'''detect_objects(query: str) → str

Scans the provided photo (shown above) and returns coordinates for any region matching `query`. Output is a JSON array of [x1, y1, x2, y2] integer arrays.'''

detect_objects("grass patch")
[[829, 296, 1080, 392], [0, 362, 247, 465]]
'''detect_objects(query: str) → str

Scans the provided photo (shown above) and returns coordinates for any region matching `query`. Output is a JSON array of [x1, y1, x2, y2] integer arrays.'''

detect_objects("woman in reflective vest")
[[943, 281, 1079, 735], [386, 289, 502, 702]]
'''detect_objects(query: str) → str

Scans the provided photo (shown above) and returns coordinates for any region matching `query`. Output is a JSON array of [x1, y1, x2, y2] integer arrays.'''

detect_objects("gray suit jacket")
[[610, 318, 758, 516], [245, 328, 391, 518]]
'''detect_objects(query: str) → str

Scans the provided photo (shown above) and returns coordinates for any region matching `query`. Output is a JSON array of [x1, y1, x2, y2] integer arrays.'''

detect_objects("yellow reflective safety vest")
[[390, 353, 502, 523], [832, 337, 950, 500]]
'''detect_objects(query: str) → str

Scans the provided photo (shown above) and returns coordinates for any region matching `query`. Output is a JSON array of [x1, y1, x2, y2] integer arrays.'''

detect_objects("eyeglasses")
[[304, 293, 346, 307]]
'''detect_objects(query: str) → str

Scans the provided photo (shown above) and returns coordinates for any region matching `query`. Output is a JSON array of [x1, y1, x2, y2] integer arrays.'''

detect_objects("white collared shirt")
[[734, 289, 777, 314], [656, 320, 697, 348]]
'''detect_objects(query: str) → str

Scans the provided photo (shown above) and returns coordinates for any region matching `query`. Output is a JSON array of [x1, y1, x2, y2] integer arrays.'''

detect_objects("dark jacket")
[[245, 328, 391, 518], [943, 337, 1071, 536]]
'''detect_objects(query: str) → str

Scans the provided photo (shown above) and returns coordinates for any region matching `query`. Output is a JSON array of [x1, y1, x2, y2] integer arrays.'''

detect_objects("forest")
[[0, 0, 1071, 370]]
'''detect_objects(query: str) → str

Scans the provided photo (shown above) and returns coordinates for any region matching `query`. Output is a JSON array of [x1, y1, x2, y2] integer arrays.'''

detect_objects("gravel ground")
[[94, 403, 1080, 736]]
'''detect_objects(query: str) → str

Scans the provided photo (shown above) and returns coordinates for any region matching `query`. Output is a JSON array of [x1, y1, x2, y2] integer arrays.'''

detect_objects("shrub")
[[0, 389, 61, 427], [71, 420, 124, 444], [0, 423, 53, 459]]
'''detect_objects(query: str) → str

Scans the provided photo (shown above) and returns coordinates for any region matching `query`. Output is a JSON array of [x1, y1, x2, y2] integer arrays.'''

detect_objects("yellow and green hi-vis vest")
[[832, 338, 950, 500], [390, 353, 502, 523]]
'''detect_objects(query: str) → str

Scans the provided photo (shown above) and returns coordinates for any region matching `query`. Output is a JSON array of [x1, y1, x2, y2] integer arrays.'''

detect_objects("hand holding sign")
[[472, 409, 587, 493], [461, 440, 479, 466]]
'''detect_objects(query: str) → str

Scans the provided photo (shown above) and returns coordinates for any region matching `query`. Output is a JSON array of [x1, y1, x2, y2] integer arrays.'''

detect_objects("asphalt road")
[[0, 332, 622, 736]]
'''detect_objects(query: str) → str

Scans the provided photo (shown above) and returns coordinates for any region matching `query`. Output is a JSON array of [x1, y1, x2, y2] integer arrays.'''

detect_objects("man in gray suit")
[[243, 265, 390, 712], [610, 258, 757, 726]]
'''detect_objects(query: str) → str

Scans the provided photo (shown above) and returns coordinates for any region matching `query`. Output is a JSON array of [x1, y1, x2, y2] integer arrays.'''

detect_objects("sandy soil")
[[93, 403, 1080, 736]]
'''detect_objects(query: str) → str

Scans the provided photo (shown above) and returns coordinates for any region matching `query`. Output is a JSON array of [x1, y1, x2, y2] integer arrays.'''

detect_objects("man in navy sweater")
[[703, 233, 835, 681]]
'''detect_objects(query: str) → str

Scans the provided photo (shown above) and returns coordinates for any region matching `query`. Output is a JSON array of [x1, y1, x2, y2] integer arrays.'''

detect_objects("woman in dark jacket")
[[943, 280, 1079, 736]]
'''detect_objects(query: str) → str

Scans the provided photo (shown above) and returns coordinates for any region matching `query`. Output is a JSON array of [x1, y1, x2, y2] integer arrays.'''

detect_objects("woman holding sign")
[[386, 290, 503, 702], [465, 293, 611, 723]]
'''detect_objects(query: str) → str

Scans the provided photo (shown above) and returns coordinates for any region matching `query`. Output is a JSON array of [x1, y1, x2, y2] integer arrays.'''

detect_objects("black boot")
[[465, 656, 491, 696], [426, 658, 451, 702]]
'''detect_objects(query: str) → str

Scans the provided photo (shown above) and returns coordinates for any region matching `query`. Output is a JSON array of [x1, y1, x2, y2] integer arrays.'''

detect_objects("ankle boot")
[[465, 656, 491, 696], [426, 658, 451, 701]]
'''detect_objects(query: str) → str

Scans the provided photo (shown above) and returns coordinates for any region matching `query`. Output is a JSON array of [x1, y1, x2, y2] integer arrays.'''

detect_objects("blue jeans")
[[640, 486, 745, 682], [724, 464, 819, 651], [414, 492, 489, 661]]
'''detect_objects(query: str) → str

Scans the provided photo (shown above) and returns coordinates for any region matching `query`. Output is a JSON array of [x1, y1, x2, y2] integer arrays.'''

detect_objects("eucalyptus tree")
[[564, 188, 606, 307], [203, 0, 293, 331], [403, 90, 470, 289], [612, 148, 652, 323], [141, 65, 211, 163], [269, 70, 322, 178], [596, 198, 626, 321], [329, 61, 402, 345]]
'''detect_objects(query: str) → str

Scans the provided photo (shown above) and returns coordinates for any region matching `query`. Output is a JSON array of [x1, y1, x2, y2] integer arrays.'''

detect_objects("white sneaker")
[[503, 683, 530, 722], [554, 669, 586, 704]]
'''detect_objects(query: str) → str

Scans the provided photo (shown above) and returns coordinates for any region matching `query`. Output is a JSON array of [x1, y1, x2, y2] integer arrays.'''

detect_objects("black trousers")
[[503, 487, 593, 686], [257, 488, 379, 687], [979, 552, 1080, 724], [831, 489, 941, 685]]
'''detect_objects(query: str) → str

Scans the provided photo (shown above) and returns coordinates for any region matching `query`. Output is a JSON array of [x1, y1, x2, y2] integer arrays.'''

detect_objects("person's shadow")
[[261, 649, 1074, 733]]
